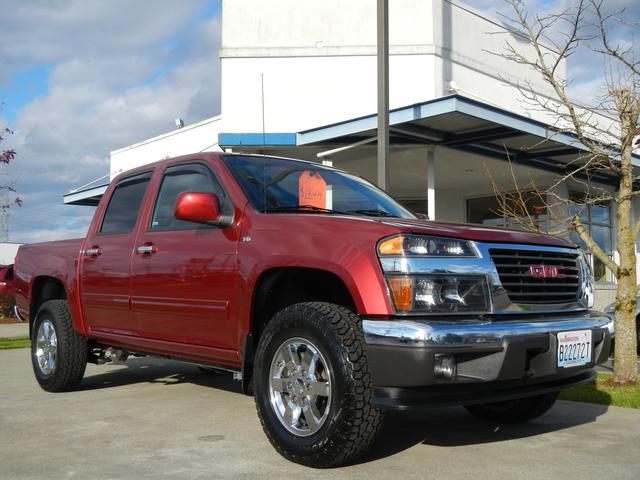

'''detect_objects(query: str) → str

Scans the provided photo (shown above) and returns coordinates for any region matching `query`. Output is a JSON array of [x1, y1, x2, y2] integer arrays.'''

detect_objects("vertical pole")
[[377, 0, 389, 190], [427, 147, 436, 221]]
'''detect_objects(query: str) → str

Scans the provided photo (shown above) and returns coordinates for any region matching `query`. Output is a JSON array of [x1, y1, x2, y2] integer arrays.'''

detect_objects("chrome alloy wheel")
[[268, 337, 332, 437], [35, 319, 58, 375]]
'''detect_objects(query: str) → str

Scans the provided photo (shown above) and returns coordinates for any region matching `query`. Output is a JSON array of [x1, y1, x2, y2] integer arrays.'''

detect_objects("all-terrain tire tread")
[[255, 302, 383, 468], [32, 300, 87, 392]]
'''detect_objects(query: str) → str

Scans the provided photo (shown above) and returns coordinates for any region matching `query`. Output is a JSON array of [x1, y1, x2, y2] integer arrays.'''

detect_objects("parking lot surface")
[[1, 348, 639, 480]]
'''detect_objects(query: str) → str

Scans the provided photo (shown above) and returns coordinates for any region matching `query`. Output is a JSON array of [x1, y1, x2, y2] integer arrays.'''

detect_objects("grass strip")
[[559, 374, 640, 409], [0, 337, 30, 350]]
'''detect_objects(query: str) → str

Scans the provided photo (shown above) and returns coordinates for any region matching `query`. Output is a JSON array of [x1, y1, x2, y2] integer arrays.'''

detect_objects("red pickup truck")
[[15, 153, 612, 467]]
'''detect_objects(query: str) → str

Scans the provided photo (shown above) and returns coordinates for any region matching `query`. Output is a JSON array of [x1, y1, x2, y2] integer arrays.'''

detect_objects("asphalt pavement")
[[1, 348, 639, 480]]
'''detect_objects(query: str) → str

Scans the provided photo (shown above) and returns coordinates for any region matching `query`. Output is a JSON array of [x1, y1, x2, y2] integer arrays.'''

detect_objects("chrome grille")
[[489, 248, 581, 304]]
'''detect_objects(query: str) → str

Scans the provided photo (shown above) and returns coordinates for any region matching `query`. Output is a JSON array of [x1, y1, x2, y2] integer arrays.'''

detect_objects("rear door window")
[[100, 172, 152, 235]]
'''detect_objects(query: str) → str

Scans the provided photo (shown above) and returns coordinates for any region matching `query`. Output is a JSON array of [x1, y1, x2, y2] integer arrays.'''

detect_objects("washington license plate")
[[557, 330, 592, 368]]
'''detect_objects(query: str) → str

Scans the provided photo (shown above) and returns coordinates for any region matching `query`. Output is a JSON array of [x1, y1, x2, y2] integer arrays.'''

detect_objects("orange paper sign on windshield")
[[299, 170, 327, 209]]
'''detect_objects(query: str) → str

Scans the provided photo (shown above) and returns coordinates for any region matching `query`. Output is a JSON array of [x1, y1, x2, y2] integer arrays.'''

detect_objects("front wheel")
[[31, 300, 87, 392], [464, 391, 559, 424], [254, 302, 383, 468]]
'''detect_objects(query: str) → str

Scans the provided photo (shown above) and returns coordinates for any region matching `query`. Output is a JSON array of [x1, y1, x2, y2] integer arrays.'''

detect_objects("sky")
[[0, 0, 638, 244], [0, 0, 221, 243]]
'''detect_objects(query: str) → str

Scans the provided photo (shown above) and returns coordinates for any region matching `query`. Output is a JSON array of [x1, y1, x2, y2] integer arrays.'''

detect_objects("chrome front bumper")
[[362, 312, 614, 348]]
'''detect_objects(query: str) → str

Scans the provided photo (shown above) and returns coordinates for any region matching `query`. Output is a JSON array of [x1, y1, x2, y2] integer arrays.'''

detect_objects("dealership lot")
[[1, 348, 639, 480]]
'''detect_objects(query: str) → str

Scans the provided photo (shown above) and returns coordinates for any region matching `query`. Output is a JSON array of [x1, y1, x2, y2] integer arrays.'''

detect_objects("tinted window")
[[100, 173, 152, 235], [222, 155, 414, 219], [150, 164, 222, 231], [5, 266, 13, 281]]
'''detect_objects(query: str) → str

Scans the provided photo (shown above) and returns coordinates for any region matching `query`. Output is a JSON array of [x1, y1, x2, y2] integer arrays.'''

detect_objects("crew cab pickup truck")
[[15, 153, 613, 467]]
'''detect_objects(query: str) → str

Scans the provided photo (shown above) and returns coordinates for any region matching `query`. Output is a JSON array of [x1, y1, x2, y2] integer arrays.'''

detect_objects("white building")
[[0, 242, 22, 265], [65, 0, 640, 308]]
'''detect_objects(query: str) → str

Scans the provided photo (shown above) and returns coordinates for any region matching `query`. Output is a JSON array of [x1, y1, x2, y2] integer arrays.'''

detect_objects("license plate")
[[557, 330, 592, 368]]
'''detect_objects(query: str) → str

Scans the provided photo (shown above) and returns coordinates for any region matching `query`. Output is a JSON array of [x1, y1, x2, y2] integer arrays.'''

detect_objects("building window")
[[398, 198, 428, 215], [467, 193, 548, 232], [568, 192, 613, 283]]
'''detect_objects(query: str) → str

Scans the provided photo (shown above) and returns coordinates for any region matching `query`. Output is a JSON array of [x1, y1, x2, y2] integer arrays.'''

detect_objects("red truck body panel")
[[372, 218, 574, 248], [15, 152, 578, 366], [15, 238, 85, 333]]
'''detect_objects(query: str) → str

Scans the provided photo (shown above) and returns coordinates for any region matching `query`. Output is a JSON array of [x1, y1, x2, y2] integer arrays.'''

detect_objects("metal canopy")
[[297, 95, 634, 186], [63, 183, 108, 206]]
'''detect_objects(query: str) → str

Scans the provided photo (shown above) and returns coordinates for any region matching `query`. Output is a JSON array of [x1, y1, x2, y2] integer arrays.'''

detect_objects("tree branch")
[[572, 215, 619, 276]]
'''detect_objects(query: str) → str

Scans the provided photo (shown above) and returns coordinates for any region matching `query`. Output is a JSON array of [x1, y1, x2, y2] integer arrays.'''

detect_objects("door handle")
[[136, 243, 158, 257], [83, 247, 101, 257]]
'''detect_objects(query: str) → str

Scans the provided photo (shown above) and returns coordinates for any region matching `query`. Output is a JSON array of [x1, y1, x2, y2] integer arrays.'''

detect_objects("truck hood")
[[375, 218, 575, 248]]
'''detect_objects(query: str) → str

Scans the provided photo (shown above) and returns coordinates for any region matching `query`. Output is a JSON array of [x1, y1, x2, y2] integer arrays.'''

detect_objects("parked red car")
[[15, 153, 612, 467], [0, 264, 16, 317]]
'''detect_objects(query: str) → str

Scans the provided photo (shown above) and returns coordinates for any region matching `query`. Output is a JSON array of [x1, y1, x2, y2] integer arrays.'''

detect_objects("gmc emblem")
[[530, 264, 565, 279]]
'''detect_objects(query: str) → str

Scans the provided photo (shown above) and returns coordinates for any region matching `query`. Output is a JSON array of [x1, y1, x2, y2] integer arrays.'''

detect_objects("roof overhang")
[[217, 132, 297, 147], [63, 183, 108, 206]]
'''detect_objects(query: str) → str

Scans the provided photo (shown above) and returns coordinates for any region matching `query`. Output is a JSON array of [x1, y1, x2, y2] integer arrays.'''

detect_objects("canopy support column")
[[376, 0, 389, 190], [427, 147, 436, 220]]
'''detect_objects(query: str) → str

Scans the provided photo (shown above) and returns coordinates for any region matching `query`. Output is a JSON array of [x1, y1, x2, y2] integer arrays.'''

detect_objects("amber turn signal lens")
[[378, 236, 405, 255], [388, 276, 413, 312]]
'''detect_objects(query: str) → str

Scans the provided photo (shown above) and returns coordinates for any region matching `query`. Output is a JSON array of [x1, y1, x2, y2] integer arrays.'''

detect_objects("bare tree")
[[487, 1, 639, 384], [0, 104, 21, 217]]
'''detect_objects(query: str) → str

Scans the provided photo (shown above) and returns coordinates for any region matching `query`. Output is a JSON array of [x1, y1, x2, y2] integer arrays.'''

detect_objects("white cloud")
[[0, 0, 210, 81], [0, 1, 220, 243]]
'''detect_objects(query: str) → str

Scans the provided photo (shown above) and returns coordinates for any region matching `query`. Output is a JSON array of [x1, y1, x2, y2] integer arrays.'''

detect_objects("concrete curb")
[[596, 358, 640, 374], [0, 322, 29, 339]]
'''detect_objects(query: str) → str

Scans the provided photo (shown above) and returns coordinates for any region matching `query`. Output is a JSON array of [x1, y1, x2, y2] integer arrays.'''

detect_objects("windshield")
[[222, 155, 415, 219]]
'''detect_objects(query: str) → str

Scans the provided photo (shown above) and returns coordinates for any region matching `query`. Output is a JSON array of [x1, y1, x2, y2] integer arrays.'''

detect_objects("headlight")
[[579, 253, 595, 309], [387, 274, 491, 314], [378, 235, 477, 257]]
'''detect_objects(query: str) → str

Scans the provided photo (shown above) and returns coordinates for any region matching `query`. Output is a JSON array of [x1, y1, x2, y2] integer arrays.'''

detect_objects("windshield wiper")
[[265, 205, 350, 215], [347, 209, 397, 217]]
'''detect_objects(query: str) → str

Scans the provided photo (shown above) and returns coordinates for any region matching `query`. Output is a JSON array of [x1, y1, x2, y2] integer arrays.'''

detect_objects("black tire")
[[464, 391, 559, 424], [31, 300, 87, 392], [254, 302, 383, 468]]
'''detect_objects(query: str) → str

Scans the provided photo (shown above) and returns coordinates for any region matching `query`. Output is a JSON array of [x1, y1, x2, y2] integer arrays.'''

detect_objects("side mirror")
[[415, 212, 429, 220], [175, 192, 223, 226]]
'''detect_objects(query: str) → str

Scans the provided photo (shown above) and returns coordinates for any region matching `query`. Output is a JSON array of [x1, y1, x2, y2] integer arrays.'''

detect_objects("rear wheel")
[[464, 391, 559, 424], [31, 300, 87, 392], [254, 302, 383, 468]]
